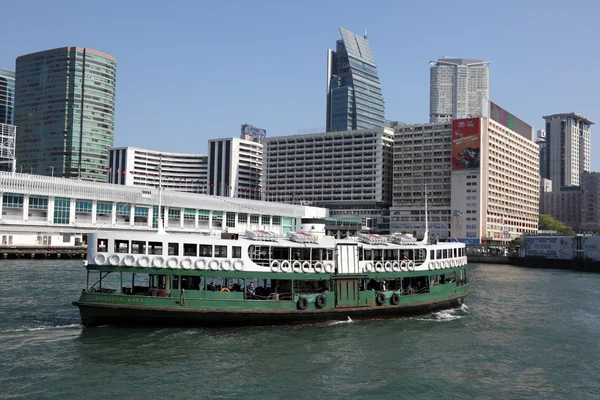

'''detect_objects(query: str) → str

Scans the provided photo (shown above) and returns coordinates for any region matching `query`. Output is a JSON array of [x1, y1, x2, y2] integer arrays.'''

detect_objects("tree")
[[538, 214, 575, 235]]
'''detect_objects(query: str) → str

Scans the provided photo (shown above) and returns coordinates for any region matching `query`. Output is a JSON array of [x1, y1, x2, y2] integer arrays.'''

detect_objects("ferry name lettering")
[[95, 296, 144, 304]]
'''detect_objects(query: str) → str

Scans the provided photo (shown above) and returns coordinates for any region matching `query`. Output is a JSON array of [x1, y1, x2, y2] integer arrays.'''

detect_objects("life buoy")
[[435, 261, 441, 270], [297, 297, 308, 310], [365, 262, 374, 273], [195, 259, 207, 270], [384, 261, 393, 272], [220, 287, 230, 292], [324, 262, 334, 274], [400, 260, 408, 271], [407, 260, 415, 272], [445, 261, 450, 269], [375, 292, 386, 306], [314, 261, 324, 274], [123, 255, 135, 266], [301, 261, 311, 274], [292, 260, 302, 273], [180, 258, 193, 270], [108, 254, 120, 266], [390, 293, 400, 306], [209, 259, 220, 271], [233, 260, 244, 271], [137, 256, 150, 268], [392, 261, 400, 272], [428, 261, 435, 270], [315, 294, 327, 309], [280, 260, 291, 273], [375, 261, 384, 272], [221, 259, 232, 271], [270, 260, 280, 273], [94, 254, 106, 265], [152, 256, 165, 268], [167, 257, 178, 269]]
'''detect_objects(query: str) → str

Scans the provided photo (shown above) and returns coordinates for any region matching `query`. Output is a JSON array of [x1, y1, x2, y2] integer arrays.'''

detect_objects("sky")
[[2, 0, 599, 168]]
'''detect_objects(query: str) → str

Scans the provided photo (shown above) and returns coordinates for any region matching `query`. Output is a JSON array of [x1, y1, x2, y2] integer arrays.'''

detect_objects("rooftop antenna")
[[157, 154, 166, 234], [364, 28, 368, 39]]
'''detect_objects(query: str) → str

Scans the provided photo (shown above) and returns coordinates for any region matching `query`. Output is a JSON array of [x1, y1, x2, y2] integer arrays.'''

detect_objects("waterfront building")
[[541, 113, 595, 188], [263, 127, 394, 232], [429, 58, 490, 123], [0, 69, 15, 125], [326, 27, 385, 132], [392, 103, 539, 244], [580, 172, 600, 233], [14, 47, 116, 180], [541, 186, 581, 232], [107, 147, 208, 193], [0, 172, 324, 246], [0, 124, 16, 172]]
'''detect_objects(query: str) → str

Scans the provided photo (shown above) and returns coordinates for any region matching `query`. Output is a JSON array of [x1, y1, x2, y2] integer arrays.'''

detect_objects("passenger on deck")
[[381, 280, 387, 291], [208, 281, 217, 292], [247, 281, 256, 298], [407, 283, 415, 295]]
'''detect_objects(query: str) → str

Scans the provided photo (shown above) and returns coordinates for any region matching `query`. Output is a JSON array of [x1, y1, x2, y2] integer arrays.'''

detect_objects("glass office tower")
[[326, 27, 385, 132], [0, 69, 15, 125], [14, 47, 116, 180]]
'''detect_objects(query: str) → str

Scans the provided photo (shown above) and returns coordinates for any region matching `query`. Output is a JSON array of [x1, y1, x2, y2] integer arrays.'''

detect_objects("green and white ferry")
[[73, 218, 470, 327]]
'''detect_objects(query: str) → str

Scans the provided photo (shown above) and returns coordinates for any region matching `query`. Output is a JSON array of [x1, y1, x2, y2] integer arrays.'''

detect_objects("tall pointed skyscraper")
[[326, 27, 385, 132]]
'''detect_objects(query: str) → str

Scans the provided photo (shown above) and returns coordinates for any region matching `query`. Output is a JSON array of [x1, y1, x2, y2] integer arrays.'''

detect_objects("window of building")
[[53, 197, 70, 224], [168, 208, 180, 219], [272, 216, 281, 225], [75, 200, 91, 213], [238, 213, 248, 223], [96, 202, 112, 215], [184, 209, 196, 220], [199, 210, 210, 221], [3, 193, 23, 208], [116, 203, 130, 215], [261, 215, 270, 225], [250, 215, 259, 224]]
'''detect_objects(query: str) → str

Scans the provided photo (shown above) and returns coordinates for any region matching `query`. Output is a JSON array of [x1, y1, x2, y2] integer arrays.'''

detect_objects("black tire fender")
[[297, 297, 309, 310]]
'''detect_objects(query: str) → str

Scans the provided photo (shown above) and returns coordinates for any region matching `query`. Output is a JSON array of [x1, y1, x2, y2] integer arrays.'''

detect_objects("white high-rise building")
[[541, 113, 595, 188], [429, 58, 490, 123]]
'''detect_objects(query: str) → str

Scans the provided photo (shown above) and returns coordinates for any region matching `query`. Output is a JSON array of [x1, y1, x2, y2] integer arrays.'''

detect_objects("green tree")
[[539, 214, 575, 235]]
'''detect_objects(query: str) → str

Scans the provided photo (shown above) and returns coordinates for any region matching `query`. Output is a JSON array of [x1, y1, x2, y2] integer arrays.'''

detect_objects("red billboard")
[[452, 118, 481, 169]]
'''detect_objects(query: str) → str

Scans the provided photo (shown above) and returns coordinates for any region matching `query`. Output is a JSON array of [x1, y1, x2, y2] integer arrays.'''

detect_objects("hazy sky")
[[2, 0, 599, 168]]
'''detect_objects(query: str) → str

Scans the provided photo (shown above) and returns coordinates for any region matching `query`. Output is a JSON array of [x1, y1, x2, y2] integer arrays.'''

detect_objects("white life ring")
[[280, 260, 291, 273], [152, 256, 165, 268], [195, 259, 207, 270], [428, 261, 435, 270], [365, 262, 374, 273], [292, 260, 302, 273], [375, 261, 384, 272], [137, 256, 150, 268], [209, 259, 220, 271], [180, 258, 193, 270], [301, 261, 311, 274], [392, 261, 400, 272], [324, 262, 334, 274], [123, 255, 135, 266], [384, 261, 393, 272], [108, 254, 121, 266], [445, 261, 451, 269], [435, 261, 441, 270], [314, 261, 324, 273], [233, 259, 244, 271], [221, 259, 232, 271], [94, 254, 106, 265], [167, 257, 178, 269], [270, 260, 280, 273], [407, 260, 415, 272], [400, 260, 408, 271]]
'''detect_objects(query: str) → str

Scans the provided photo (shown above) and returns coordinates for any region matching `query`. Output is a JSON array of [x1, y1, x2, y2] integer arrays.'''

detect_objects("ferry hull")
[[73, 292, 469, 327]]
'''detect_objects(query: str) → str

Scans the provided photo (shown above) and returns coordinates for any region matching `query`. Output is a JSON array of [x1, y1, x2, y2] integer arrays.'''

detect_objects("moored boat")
[[73, 227, 470, 327]]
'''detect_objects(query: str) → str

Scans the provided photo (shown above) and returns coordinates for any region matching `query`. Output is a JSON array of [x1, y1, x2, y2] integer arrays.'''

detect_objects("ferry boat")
[[73, 222, 470, 327]]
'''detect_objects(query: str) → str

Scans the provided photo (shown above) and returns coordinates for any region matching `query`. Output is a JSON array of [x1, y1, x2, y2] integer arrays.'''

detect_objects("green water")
[[1, 260, 599, 399]]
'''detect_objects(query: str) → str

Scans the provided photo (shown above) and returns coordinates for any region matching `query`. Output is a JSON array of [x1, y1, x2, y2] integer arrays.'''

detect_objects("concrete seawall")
[[0, 246, 86, 259]]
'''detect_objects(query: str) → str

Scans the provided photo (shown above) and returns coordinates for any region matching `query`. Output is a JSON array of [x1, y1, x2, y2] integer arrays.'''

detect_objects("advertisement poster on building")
[[452, 118, 481, 169]]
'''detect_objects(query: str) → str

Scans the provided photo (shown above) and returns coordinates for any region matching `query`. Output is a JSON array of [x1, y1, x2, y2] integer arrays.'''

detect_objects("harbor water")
[[1, 260, 599, 399]]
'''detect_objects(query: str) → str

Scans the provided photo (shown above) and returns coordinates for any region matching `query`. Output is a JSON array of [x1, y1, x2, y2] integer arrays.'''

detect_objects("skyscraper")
[[429, 58, 490, 123], [541, 113, 595, 188], [14, 47, 116, 180], [0, 69, 15, 125], [326, 27, 385, 132]]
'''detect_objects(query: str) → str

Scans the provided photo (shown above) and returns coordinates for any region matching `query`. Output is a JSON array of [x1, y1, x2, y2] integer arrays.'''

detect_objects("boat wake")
[[415, 304, 468, 322], [0, 324, 82, 334], [327, 316, 354, 326]]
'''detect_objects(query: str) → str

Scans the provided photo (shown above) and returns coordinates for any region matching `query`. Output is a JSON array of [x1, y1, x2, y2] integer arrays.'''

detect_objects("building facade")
[[429, 58, 490, 123], [580, 172, 600, 233], [207, 137, 263, 199], [0, 124, 16, 172], [107, 147, 208, 193], [0, 69, 15, 125], [541, 187, 581, 232], [326, 27, 385, 132], [541, 113, 595, 188], [14, 47, 116, 181], [263, 128, 394, 232]]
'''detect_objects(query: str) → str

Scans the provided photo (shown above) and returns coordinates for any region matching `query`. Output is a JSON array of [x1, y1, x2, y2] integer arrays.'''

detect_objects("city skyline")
[[1, 1, 598, 168]]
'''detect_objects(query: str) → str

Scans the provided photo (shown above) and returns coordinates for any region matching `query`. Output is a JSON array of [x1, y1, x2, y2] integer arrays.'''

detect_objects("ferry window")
[[430, 250, 434, 260], [442, 249, 448, 258], [114, 239, 129, 253], [373, 249, 383, 261], [214, 245, 227, 258], [97, 239, 107, 252], [364, 249, 372, 260], [200, 245, 212, 257], [168, 243, 179, 256], [272, 247, 290, 260], [436, 249, 442, 259], [171, 275, 180, 290], [326, 249, 333, 260], [184, 243, 197, 256], [131, 241, 146, 255], [392, 250, 399, 259], [439, 274, 446, 284], [232, 246, 242, 258], [358, 249, 363, 261], [149, 241, 163, 255], [311, 248, 322, 261], [181, 276, 202, 290]]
